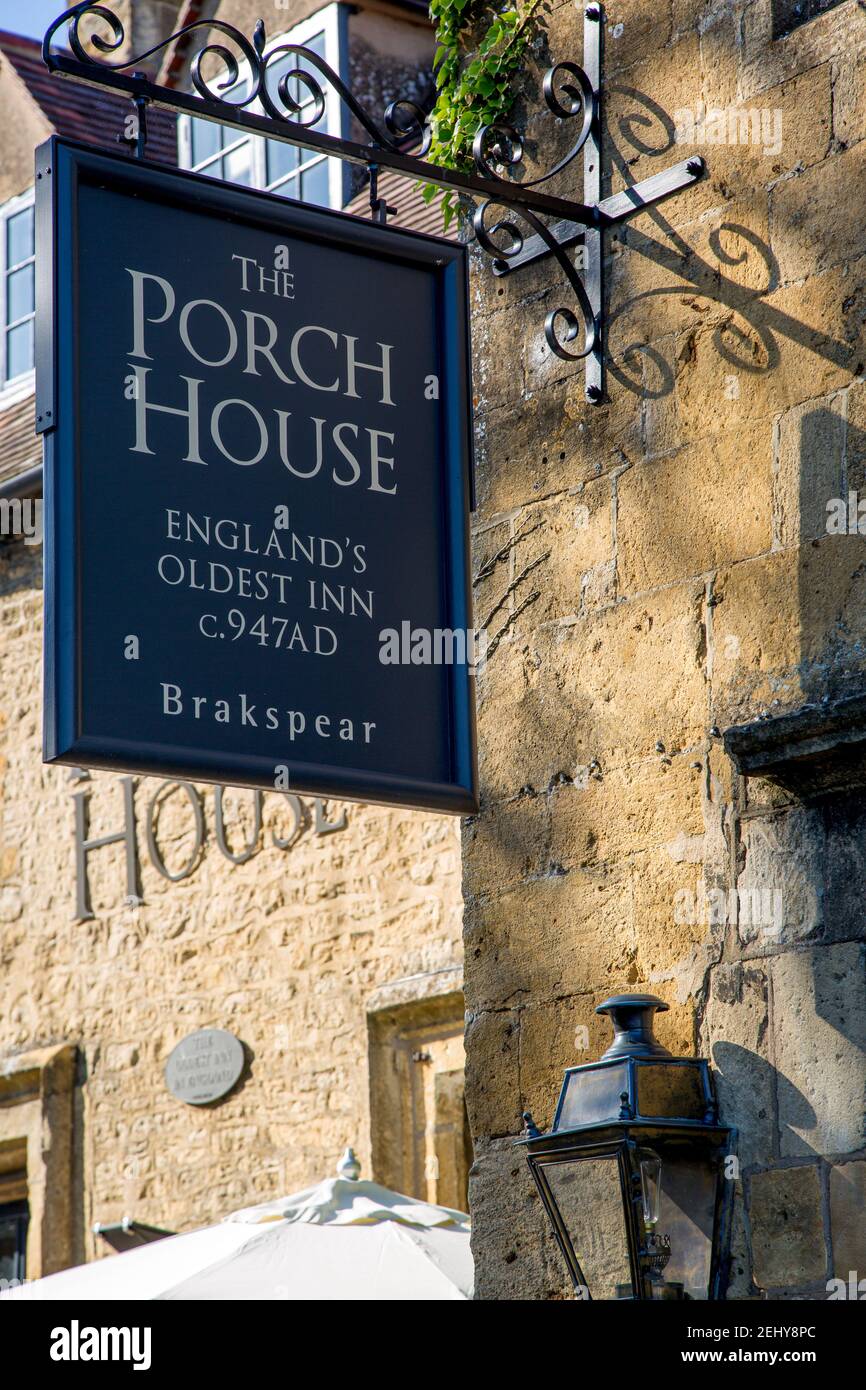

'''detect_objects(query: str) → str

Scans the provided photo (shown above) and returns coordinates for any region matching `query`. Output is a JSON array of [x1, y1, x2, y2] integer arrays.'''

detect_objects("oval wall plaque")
[[164, 1028, 244, 1106]]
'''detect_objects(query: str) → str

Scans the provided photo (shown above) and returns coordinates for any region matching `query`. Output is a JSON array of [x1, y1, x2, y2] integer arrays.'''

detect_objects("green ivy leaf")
[[427, 0, 543, 230]]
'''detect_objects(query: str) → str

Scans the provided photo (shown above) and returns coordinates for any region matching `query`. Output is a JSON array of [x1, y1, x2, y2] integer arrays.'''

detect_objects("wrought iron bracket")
[[43, 2, 705, 403]]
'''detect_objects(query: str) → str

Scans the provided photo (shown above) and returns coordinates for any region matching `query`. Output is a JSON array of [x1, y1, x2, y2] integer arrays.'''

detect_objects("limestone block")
[[516, 994, 611, 1132], [832, 49, 866, 149], [462, 792, 550, 899], [602, 33, 702, 192], [749, 1164, 826, 1288], [735, 808, 825, 948], [823, 797, 866, 945], [463, 869, 636, 1014], [469, 1136, 572, 1300], [471, 520, 512, 627], [829, 1160, 866, 1278], [464, 1009, 521, 1140], [660, 251, 861, 434], [604, 47, 831, 229], [549, 753, 706, 870], [475, 580, 708, 801], [512, 481, 615, 625], [631, 844, 718, 983], [775, 394, 846, 548], [617, 425, 773, 594], [471, 304, 529, 414], [725, 1185, 759, 1298], [472, 385, 641, 519], [703, 962, 775, 1168], [710, 537, 866, 726], [772, 142, 866, 284], [608, 230, 720, 355], [739, 0, 863, 100], [771, 942, 866, 1157]]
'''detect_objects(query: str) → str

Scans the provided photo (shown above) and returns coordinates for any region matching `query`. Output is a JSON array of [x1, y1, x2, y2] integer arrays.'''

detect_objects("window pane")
[[543, 1158, 633, 1299], [190, 118, 220, 167], [0, 1211, 26, 1283], [222, 74, 250, 107], [636, 1063, 706, 1120], [6, 263, 34, 325], [6, 206, 33, 268], [299, 157, 330, 208], [556, 1061, 628, 1129], [6, 318, 34, 379], [223, 142, 253, 186], [651, 1153, 717, 1301], [266, 138, 299, 186], [265, 49, 294, 103], [267, 31, 326, 110]]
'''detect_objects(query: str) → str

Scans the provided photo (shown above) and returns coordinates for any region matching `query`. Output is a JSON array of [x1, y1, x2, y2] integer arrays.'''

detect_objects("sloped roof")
[[345, 165, 457, 241], [0, 29, 177, 164], [0, 395, 40, 491], [0, 29, 178, 494], [158, 0, 220, 89]]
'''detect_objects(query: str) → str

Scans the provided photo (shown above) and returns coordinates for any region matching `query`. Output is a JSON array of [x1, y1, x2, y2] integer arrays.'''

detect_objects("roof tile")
[[345, 167, 458, 241], [0, 29, 177, 165], [0, 395, 40, 489]]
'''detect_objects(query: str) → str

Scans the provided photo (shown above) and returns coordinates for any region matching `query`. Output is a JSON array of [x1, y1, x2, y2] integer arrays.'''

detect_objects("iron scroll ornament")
[[42, 2, 706, 401], [44, 4, 431, 151]]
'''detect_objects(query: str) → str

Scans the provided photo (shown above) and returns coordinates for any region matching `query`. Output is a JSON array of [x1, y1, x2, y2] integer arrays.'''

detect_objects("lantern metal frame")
[[42, 2, 707, 404], [520, 995, 738, 1301]]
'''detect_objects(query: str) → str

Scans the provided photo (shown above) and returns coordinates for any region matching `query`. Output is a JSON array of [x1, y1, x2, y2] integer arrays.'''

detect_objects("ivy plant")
[[424, 0, 546, 231]]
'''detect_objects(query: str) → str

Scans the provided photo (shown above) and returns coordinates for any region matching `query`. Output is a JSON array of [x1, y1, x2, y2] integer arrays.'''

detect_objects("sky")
[[1, 0, 71, 40]]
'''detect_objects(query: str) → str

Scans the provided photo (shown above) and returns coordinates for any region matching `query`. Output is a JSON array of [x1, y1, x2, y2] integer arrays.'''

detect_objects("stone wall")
[[202, 0, 434, 112], [0, 538, 462, 1266], [0, 0, 462, 1277], [464, 0, 866, 1299]]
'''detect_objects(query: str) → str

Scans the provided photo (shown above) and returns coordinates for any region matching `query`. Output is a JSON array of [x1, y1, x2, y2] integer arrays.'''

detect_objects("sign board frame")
[[38, 136, 477, 815]]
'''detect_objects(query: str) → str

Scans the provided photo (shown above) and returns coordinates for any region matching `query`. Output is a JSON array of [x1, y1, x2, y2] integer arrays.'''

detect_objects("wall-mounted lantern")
[[521, 995, 736, 1300]]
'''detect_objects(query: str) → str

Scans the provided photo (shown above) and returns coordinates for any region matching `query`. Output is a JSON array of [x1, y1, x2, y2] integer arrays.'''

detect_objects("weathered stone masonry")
[[0, 0, 463, 1280], [464, 0, 866, 1299], [0, 538, 463, 1268]]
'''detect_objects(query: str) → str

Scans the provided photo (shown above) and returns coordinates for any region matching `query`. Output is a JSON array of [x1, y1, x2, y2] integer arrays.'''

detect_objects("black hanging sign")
[[38, 138, 477, 813]]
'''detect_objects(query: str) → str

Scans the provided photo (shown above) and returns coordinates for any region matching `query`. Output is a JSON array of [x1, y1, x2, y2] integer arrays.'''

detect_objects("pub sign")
[[37, 138, 476, 814]]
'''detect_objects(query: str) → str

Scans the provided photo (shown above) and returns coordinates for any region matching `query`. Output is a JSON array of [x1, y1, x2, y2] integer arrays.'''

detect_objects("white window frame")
[[0, 186, 36, 406], [177, 4, 350, 211]]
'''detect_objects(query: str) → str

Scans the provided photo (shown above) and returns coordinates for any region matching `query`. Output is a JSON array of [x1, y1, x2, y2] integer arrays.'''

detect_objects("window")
[[188, 84, 255, 186], [0, 1200, 29, 1285], [772, 0, 845, 39], [0, 1047, 78, 1279], [262, 30, 331, 207], [0, 190, 35, 393], [369, 992, 471, 1213], [178, 6, 348, 211]]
